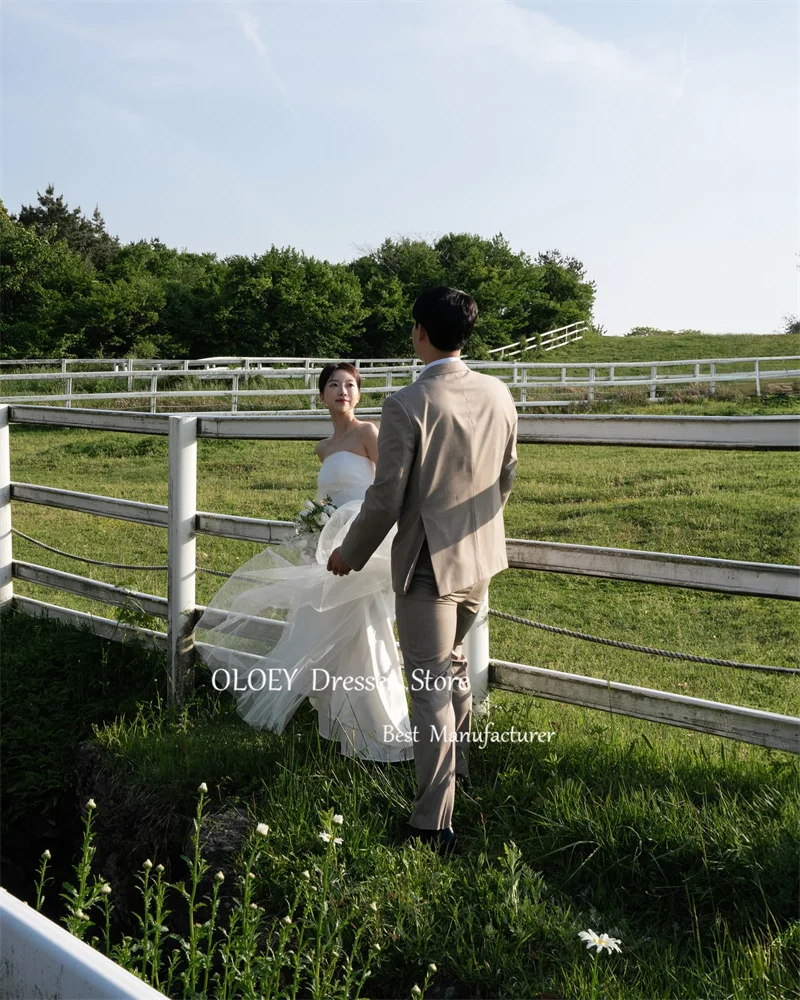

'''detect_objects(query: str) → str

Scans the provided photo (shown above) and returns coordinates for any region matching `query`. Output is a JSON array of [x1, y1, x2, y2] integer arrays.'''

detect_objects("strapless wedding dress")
[[194, 452, 414, 762]]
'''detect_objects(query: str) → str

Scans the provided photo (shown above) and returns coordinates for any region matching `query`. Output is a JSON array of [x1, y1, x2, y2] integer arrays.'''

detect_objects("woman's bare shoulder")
[[315, 438, 332, 462]]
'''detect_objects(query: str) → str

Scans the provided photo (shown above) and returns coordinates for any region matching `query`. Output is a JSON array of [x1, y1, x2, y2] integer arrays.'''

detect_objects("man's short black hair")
[[412, 287, 478, 352]]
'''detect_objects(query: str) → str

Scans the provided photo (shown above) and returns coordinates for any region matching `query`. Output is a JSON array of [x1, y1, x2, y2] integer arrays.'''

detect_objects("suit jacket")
[[339, 358, 518, 595]]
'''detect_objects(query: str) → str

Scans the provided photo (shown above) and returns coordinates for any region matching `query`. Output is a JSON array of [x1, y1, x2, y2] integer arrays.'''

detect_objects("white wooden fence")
[[487, 321, 586, 357], [1, 405, 798, 751], [3, 355, 798, 412]]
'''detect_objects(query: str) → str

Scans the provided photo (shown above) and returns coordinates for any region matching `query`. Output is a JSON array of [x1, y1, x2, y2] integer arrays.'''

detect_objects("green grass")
[[532, 330, 800, 364], [3, 611, 798, 998], [8, 426, 799, 714], [3, 419, 799, 997]]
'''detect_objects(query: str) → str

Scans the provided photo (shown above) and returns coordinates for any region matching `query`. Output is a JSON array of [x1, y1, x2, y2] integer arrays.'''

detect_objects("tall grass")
[[6, 612, 798, 999]]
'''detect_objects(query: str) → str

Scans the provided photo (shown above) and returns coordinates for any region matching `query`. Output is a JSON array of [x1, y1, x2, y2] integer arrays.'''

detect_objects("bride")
[[194, 363, 414, 763]]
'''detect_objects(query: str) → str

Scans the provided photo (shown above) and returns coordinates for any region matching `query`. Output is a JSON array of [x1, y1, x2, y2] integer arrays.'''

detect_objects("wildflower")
[[281, 915, 292, 926], [332, 814, 344, 826], [411, 987, 422, 997], [428, 963, 437, 974], [368, 902, 378, 912], [247, 872, 256, 880], [578, 929, 622, 954], [256, 822, 270, 837], [86, 798, 96, 810], [249, 903, 258, 910], [319, 831, 332, 843], [372, 943, 381, 952], [41, 850, 51, 860], [143, 859, 153, 870], [302, 870, 311, 881], [333, 837, 343, 846], [198, 782, 208, 793], [100, 884, 112, 895], [156, 864, 165, 873], [159, 925, 169, 933], [75, 909, 88, 920], [215, 871, 225, 883]]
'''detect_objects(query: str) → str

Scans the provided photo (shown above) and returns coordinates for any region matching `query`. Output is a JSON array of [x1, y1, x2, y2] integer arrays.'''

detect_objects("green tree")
[[14, 185, 119, 271], [0, 206, 93, 358]]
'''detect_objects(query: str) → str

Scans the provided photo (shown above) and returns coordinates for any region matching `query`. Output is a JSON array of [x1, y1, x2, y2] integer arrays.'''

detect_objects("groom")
[[327, 287, 518, 852]]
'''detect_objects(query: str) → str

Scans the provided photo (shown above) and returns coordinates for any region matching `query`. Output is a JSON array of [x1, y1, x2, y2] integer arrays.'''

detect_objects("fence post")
[[60, 359, 67, 375], [127, 359, 134, 392], [231, 374, 239, 413], [167, 415, 197, 707], [0, 406, 12, 612], [65, 377, 73, 408], [755, 359, 761, 398], [588, 367, 596, 402], [709, 363, 717, 396], [649, 366, 657, 401], [464, 596, 490, 718]]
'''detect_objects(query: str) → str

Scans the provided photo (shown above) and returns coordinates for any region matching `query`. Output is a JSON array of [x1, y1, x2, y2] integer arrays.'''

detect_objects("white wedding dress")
[[194, 451, 414, 762]]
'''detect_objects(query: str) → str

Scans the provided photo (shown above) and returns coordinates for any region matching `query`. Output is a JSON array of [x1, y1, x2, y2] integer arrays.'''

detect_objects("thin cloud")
[[236, 8, 296, 117]]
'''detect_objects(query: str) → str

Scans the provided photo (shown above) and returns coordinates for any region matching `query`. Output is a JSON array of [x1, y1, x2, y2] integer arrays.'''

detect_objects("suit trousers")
[[395, 542, 489, 831]]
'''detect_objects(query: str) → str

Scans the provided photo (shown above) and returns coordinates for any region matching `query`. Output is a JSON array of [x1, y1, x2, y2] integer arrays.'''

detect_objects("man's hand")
[[327, 547, 353, 576]]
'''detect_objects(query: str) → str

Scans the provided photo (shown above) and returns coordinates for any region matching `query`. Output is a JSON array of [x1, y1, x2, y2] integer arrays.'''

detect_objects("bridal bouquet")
[[295, 497, 337, 538]]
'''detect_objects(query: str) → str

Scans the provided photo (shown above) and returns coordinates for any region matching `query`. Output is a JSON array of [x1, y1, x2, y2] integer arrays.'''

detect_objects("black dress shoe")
[[406, 825, 456, 855]]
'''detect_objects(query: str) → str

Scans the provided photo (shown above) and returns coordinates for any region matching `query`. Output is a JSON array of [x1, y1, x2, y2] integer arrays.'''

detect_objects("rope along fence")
[[12, 527, 798, 677]]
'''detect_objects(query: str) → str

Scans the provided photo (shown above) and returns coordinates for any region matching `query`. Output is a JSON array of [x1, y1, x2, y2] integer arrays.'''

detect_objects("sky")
[[3, 0, 798, 336]]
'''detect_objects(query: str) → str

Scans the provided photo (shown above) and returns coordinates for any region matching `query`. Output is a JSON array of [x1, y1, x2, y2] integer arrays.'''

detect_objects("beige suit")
[[340, 358, 518, 830]]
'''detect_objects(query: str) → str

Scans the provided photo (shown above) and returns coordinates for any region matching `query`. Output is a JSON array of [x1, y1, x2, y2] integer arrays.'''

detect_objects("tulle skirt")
[[194, 502, 414, 762]]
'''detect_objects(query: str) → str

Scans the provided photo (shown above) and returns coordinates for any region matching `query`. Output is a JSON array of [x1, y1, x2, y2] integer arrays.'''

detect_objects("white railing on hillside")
[[2, 404, 798, 753], [2, 357, 798, 413], [487, 321, 587, 357]]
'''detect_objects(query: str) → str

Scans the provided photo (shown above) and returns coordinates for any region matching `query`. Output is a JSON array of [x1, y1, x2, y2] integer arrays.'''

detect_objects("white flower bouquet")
[[294, 496, 337, 539]]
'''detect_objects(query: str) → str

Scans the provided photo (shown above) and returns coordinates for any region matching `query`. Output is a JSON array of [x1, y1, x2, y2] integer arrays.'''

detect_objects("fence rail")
[[2, 405, 798, 751], [3, 356, 797, 412]]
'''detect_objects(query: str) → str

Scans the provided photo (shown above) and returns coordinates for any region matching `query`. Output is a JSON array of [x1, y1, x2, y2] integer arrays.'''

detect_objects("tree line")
[[1, 186, 597, 360]]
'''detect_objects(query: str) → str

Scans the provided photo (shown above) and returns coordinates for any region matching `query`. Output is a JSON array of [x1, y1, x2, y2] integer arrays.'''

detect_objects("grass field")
[[3, 400, 799, 998]]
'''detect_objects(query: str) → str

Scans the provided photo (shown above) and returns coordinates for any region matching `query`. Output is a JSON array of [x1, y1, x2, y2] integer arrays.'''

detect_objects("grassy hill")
[[532, 329, 800, 364]]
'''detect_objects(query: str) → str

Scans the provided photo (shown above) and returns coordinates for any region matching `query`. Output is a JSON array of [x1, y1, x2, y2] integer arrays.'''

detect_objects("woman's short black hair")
[[318, 362, 361, 395], [411, 287, 478, 352]]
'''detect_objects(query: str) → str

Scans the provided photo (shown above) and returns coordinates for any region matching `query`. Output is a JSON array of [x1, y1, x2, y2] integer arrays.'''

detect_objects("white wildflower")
[[250, 902, 259, 910], [332, 814, 344, 826], [411, 987, 422, 997], [197, 782, 208, 793], [372, 943, 381, 952], [302, 870, 311, 881], [215, 871, 225, 883], [86, 798, 96, 810], [578, 929, 622, 954], [100, 884, 112, 895], [333, 837, 343, 845], [428, 963, 437, 974], [75, 909, 88, 920], [143, 859, 153, 870], [156, 864, 165, 873], [281, 915, 292, 926], [256, 823, 270, 837], [318, 831, 332, 843], [42, 850, 51, 860], [368, 902, 378, 912]]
